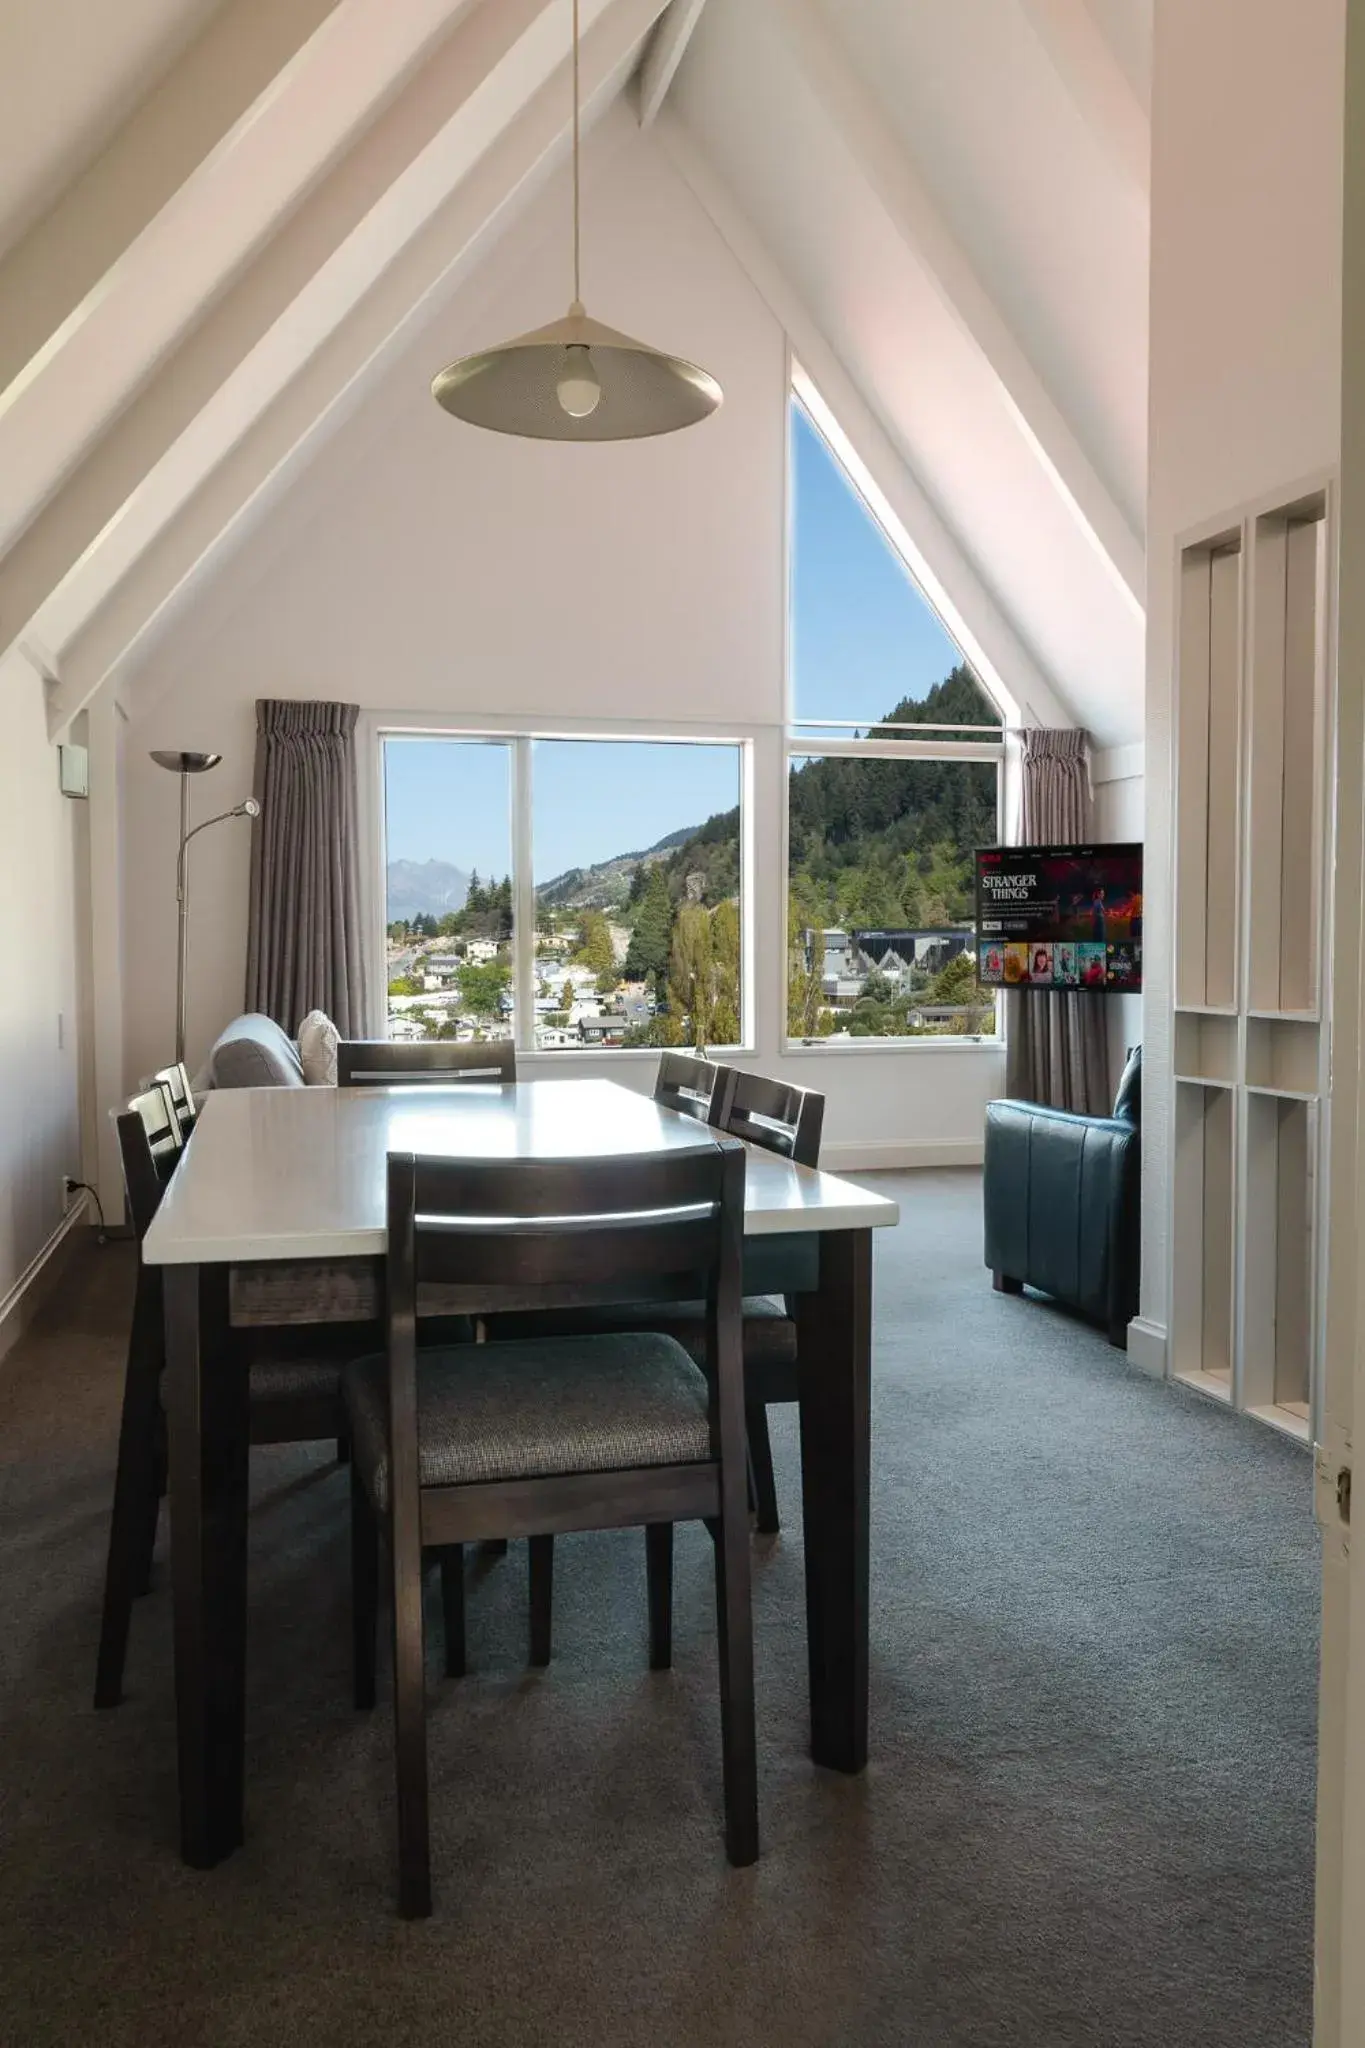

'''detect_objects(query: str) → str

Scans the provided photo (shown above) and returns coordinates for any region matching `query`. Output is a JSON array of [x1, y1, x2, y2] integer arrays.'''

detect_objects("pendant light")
[[430, 0, 721, 440]]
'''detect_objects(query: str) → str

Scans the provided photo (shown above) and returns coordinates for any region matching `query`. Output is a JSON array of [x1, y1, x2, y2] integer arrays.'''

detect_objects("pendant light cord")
[[572, 0, 582, 307]]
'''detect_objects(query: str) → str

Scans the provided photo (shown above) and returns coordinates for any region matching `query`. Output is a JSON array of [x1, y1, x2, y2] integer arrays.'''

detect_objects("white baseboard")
[[1126, 1316, 1168, 1379], [822, 1139, 984, 1174], [0, 1197, 90, 1367]]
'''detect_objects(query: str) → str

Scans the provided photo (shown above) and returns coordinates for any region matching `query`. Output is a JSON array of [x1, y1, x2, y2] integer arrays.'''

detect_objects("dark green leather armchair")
[[983, 1046, 1141, 1348]]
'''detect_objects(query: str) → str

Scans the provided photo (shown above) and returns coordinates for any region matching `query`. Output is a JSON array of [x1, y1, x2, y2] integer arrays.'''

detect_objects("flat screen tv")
[[974, 844, 1143, 993]]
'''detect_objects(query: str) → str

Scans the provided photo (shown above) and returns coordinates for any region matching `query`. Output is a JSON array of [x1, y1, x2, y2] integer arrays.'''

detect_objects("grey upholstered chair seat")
[[344, 1334, 711, 1513], [230, 1260, 471, 1328], [489, 1294, 796, 1367], [248, 1354, 345, 1406]]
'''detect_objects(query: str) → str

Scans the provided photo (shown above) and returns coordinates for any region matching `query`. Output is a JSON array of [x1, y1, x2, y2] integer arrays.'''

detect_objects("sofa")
[[195, 1011, 308, 1093], [982, 1046, 1141, 1348]]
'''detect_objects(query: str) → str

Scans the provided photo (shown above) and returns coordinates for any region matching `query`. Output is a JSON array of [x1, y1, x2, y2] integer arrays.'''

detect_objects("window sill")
[[781, 1036, 1004, 1055]]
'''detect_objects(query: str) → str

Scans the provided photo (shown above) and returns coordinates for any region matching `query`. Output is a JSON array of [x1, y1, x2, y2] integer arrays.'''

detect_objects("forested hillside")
[[788, 668, 1000, 930]]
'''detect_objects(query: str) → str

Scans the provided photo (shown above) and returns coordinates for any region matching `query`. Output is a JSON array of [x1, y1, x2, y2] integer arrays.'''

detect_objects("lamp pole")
[[150, 751, 259, 1064]]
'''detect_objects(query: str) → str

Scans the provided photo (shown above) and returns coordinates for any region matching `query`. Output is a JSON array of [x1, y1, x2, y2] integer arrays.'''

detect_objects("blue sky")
[[790, 403, 964, 724], [384, 403, 967, 881]]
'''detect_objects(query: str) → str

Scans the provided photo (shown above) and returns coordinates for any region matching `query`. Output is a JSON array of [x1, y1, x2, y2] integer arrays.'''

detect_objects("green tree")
[[574, 910, 616, 976], [930, 950, 978, 1006], [787, 904, 825, 1040], [623, 863, 675, 981], [668, 903, 714, 1047], [710, 899, 741, 1045], [459, 959, 511, 1020], [388, 975, 423, 998]]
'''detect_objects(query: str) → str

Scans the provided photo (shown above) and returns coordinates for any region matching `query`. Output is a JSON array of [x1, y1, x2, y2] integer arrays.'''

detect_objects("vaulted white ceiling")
[[0, 0, 1150, 745]]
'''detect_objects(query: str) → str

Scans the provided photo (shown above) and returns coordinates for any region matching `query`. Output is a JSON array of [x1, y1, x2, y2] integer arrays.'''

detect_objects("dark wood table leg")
[[795, 1228, 872, 1774], [166, 1262, 249, 1866]]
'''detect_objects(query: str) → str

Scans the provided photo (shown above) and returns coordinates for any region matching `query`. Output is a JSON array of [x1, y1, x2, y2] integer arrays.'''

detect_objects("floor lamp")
[[151, 750, 260, 1065]]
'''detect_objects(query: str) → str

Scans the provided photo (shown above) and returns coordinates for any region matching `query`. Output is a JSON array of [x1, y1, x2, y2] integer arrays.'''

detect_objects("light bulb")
[[557, 344, 601, 419]]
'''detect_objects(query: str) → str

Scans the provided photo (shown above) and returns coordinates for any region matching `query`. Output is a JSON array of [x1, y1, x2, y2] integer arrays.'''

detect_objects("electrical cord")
[[64, 1178, 108, 1246]]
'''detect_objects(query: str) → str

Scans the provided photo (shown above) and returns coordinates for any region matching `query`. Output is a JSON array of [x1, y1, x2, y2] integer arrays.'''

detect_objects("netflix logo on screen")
[[974, 844, 1143, 994]]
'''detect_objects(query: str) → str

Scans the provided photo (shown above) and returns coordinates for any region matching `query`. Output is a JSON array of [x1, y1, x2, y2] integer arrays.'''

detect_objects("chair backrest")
[[116, 1083, 184, 1241], [718, 1071, 824, 1168], [153, 1061, 196, 1136], [337, 1038, 517, 1087], [383, 1142, 748, 1505], [654, 1050, 732, 1127]]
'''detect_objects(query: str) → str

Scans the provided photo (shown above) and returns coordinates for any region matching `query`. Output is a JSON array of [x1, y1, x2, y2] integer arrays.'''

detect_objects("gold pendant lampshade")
[[431, 0, 721, 441]]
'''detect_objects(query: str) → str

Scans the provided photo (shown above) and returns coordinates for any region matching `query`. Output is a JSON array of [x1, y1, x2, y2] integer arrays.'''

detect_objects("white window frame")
[[783, 380, 1009, 1054], [359, 713, 757, 1060], [781, 735, 1005, 1052]]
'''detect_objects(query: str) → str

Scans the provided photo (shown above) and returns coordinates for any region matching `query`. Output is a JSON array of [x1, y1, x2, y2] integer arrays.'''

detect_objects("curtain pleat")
[[1003, 728, 1111, 1114], [245, 699, 366, 1036]]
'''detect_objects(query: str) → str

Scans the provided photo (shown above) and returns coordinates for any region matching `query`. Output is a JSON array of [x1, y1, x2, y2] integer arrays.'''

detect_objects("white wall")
[[116, 113, 1007, 1165], [1094, 749, 1144, 1091], [0, 650, 84, 1341], [1142, 0, 1345, 1338]]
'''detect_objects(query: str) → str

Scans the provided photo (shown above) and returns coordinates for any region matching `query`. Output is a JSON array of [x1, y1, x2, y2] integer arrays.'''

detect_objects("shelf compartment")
[[1175, 538, 1243, 1011], [1170, 1081, 1236, 1387], [1240, 1093, 1317, 1417], [1246, 503, 1327, 1016], [1174, 1010, 1239, 1086], [1244, 1016, 1321, 1095]]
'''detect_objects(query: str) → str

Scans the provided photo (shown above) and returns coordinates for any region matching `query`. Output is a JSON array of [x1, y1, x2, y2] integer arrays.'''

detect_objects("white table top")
[[142, 1078, 900, 1266]]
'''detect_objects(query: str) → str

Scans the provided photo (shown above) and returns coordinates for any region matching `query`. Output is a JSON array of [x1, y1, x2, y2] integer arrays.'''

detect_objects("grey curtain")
[[1003, 727, 1110, 1114], [245, 699, 367, 1035]]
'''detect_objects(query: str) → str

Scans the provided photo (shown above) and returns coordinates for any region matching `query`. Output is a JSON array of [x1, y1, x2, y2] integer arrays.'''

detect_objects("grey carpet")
[[0, 1171, 1317, 2048]]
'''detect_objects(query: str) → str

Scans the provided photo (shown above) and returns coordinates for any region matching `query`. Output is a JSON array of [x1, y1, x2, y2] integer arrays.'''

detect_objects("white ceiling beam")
[[0, 0, 482, 566], [0, 0, 599, 670], [0, 0, 341, 399], [1016, 0, 1149, 200], [777, 0, 1145, 615], [48, 0, 669, 733], [637, 0, 708, 126], [655, 109, 1073, 733]]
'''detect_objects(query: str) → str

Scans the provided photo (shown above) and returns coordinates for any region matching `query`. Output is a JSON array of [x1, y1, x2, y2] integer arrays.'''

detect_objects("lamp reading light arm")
[[175, 799, 260, 902]]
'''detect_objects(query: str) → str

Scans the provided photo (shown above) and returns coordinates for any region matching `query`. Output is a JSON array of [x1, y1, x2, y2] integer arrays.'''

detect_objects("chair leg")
[[645, 1523, 673, 1671], [746, 1402, 780, 1536], [350, 1464, 378, 1711], [993, 1271, 1024, 1295], [528, 1535, 554, 1668], [481, 1538, 509, 1558], [713, 1484, 759, 1868], [94, 1285, 164, 1709], [392, 1519, 431, 1919], [438, 1546, 466, 1680]]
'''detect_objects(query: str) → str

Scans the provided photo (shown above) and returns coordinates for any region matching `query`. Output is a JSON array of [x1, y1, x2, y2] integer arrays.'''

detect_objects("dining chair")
[[94, 1088, 356, 1709], [153, 1060, 197, 1137], [344, 1139, 756, 1916], [714, 1072, 825, 1533], [653, 1048, 732, 1124], [337, 1039, 516, 1086]]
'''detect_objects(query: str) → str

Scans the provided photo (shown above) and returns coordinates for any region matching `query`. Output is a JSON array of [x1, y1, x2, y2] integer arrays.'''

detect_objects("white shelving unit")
[[1169, 486, 1334, 1444]]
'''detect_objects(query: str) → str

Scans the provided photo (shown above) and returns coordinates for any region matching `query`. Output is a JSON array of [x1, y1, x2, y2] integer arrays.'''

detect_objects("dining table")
[[140, 1075, 901, 1868]]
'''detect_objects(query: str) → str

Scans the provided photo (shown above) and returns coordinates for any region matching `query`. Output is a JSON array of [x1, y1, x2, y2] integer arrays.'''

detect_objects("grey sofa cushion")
[[345, 1333, 711, 1511], [207, 1013, 306, 1090]]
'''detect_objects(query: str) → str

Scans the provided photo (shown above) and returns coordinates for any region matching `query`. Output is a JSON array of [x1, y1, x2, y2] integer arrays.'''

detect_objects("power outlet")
[[62, 1175, 81, 1215]]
